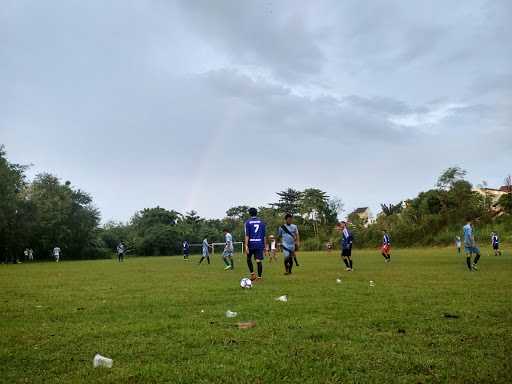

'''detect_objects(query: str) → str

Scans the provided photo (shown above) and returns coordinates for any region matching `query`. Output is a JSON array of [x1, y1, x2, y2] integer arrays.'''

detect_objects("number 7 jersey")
[[245, 217, 266, 250]]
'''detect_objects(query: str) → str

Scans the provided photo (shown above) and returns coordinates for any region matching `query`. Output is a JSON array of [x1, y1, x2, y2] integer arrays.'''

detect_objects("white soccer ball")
[[240, 277, 252, 289]]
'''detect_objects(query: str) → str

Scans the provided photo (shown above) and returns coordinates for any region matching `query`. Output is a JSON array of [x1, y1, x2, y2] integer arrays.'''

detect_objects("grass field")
[[1, 248, 511, 383]]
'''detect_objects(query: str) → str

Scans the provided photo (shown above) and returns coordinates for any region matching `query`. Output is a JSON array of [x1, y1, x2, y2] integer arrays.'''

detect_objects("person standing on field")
[[463, 219, 480, 271], [277, 214, 300, 275], [28, 248, 34, 261], [337, 221, 353, 271], [53, 246, 61, 262], [116, 241, 125, 262], [222, 229, 235, 270], [381, 230, 391, 262], [244, 207, 267, 281], [455, 236, 462, 255], [198, 238, 211, 265], [268, 235, 278, 263], [183, 240, 190, 261], [491, 232, 501, 256]]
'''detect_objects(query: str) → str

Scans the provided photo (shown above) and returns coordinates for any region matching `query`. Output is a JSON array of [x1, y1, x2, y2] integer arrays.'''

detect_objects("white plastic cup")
[[225, 310, 238, 318], [93, 353, 113, 368]]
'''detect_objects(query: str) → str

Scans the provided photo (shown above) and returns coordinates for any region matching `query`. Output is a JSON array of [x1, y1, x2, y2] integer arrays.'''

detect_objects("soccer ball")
[[240, 277, 253, 289]]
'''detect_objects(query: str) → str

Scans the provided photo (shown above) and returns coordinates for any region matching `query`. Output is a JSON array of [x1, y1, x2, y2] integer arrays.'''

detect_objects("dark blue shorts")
[[247, 248, 264, 261]]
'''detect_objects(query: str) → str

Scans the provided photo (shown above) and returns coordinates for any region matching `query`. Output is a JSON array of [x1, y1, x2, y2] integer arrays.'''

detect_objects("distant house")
[[473, 187, 508, 213], [349, 207, 374, 227]]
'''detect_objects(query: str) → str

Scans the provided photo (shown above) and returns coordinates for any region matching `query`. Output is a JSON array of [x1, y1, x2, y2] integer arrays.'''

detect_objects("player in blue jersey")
[[463, 219, 480, 271], [277, 213, 300, 275], [491, 232, 501, 256], [198, 237, 211, 265], [183, 240, 190, 261], [244, 207, 267, 281], [381, 230, 391, 262], [222, 229, 235, 270], [336, 221, 354, 271]]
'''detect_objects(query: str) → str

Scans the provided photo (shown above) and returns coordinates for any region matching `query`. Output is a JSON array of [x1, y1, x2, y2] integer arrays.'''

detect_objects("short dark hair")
[[284, 213, 293, 220], [223, 228, 229, 232], [249, 207, 257, 216]]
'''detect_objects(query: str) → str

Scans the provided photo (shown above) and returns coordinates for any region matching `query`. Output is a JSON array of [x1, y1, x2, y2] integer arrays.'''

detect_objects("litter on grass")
[[93, 353, 113, 368], [275, 295, 288, 302], [237, 321, 256, 329], [225, 310, 238, 318]]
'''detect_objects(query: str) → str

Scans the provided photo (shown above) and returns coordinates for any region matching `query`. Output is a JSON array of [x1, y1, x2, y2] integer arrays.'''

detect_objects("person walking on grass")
[[277, 213, 300, 275], [268, 235, 278, 263], [337, 221, 353, 271], [491, 232, 501, 256], [53, 246, 61, 262], [222, 229, 234, 270], [198, 237, 211, 265], [183, 240, 190, 261], [381, 230, 391, 263], [116, 241, 125, 262], [463, 219, 480, 271], [244, 207, 267, 281], [455, 236, 462, 255]]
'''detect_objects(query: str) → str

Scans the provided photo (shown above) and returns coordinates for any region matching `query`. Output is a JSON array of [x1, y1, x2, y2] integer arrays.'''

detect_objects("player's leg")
[[464, 246, 472, 271], [283, 249, 291, 274], [342, 253, 350, 270], [293, 252, 299, 266], [381, 246, 387, 261], [472, 247, 480, 269], [247, 250, 256, 279], [255, 249, 264, 279]]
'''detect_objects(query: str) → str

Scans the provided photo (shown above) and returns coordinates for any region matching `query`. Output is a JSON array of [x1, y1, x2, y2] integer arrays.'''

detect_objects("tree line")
[[348, 167, 512, 247], [1, 146, 511, 261]]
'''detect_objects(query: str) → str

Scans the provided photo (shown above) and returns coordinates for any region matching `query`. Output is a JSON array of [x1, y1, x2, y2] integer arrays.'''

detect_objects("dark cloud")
[[1, 0, 510, 221]]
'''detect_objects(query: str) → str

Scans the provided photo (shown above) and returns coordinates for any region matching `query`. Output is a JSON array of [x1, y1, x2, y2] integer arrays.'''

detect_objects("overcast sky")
[[1, 0, 511, 222]]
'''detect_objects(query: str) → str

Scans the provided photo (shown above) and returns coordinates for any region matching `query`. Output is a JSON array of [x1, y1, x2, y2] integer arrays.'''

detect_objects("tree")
[[498, 194, 512, 214], [27, 173, 102, 259], [380, 202, 403, 216], [273, 188, 303, 215], [225, 206, 250, 221], [0, 145, 29, 262], [437, 167, 467, 190]]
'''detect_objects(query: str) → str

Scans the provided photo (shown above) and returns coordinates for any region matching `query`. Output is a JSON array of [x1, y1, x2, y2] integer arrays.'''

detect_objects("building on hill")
[[349, 207, 375, 227], [473, 187, 508, 214]]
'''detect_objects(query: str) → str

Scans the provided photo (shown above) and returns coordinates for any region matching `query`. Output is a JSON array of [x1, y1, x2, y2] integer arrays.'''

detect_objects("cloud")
[[1, 0, 511, 222]]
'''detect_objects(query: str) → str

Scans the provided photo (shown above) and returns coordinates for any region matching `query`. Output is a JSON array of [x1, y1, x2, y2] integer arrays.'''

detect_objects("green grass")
[[1, 248, 511, 383]]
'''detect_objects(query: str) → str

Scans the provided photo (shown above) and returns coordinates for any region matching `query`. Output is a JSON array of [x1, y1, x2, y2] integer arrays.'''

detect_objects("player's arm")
[[244, 222, 249, 255], [295, 229, 300, 250]]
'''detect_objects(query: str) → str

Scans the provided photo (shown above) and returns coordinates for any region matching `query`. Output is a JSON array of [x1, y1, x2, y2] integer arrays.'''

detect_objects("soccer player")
[[277, 213, 300, 275], [198, 237, 211, 265], [268, 235, 278, 263], [53, 246, 61, 262], [337, 221, 353, 271], [455, 236, 462, 255], [116, 241, 125, 262], [491, 232, 501, 256], [183, 240, 190, 261], [381, 230, 391, 262], [463, 219, 480, 271], [244, 207, 267, 281], [28, 248, 34, 261], [222, 229, 234, 270]]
